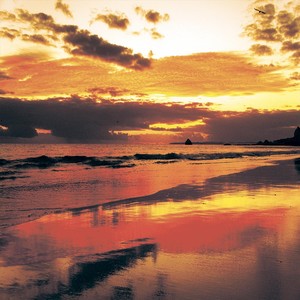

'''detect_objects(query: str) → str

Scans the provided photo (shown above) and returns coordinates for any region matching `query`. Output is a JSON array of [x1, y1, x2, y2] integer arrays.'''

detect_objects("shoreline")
[[1, 155, 299, 232]]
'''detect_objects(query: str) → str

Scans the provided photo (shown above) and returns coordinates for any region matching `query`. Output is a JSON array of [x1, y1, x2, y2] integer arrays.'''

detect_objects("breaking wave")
[[0, 155, 135, 170], [0, 149, 300, 173]]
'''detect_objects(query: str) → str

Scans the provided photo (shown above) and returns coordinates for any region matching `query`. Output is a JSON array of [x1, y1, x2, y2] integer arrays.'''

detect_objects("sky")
[[0, 0, 299, 143]]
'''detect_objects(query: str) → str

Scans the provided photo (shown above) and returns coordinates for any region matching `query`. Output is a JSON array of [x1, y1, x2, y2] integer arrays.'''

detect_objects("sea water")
[[1, 143, 299, 228], [1, 144, 300, 299]]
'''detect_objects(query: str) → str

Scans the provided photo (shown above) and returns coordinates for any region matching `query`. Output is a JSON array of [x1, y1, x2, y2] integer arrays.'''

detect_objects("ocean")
[[1, 144, 300, 299]]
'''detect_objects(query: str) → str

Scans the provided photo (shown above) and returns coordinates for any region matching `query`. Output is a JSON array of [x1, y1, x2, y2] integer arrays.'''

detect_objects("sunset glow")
[[0, 0, 299, 143]]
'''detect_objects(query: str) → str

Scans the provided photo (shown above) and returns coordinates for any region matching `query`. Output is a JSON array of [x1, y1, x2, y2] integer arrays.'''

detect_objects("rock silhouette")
[[257, 127, 300, 146], [185, 138, 193, 145]]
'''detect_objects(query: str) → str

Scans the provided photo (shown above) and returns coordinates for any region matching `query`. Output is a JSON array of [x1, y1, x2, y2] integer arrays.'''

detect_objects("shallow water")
[[1, 144, 299, 229], [1, 158, 300, 299]]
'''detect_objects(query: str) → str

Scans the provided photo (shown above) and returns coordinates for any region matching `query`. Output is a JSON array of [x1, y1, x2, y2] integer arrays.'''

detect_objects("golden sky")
[[0, 0, 299, 143]]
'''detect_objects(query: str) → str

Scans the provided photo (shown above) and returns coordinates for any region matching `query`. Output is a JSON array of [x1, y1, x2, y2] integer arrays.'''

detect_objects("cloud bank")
[[0, 96, 205, 141], [0, 96, 299, 143], [0, 52, 292, 98]]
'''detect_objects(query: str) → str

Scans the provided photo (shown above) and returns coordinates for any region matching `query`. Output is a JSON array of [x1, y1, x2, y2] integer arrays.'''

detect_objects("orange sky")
[[0, 0, 299, 143]]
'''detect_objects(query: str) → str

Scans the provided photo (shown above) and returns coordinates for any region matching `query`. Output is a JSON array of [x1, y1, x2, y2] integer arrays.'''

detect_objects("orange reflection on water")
[[10, 188, 292, 259], [1, 184, 300, 300]]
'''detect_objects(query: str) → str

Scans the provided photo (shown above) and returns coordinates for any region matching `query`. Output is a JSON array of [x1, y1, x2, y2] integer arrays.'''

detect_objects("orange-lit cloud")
[[55, 0, 73, 18], [290, 71, 300, 80], [133, 6, 168, 40], [250, 44, 273, 55], [0, 10, 16, 21], [245, 0, 300, 63], [139, 52, 291, 96], [21, 34, 52, 45], [0, 27, 20, 40], [87, 87, 130, 97], [92, 13, 130, 30], [0, 52, 292, 98], [135, 6, 170, 24], [0, 9, 151, 70], [149, 28, 164, 39], [63, 30, 151, 70]]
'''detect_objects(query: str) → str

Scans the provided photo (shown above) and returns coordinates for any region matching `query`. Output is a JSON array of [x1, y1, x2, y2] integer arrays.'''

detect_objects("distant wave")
[[0, 150, 299, 173], [133, 150, 300, 161], [134, 153, 181, 160], [0, 155, 136, 170], [0, 170, 29, 181]]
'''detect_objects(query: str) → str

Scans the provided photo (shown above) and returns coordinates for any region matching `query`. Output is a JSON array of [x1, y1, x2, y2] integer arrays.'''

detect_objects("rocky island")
[[257, 127, 300, 146], [185, 138, 193, 145]]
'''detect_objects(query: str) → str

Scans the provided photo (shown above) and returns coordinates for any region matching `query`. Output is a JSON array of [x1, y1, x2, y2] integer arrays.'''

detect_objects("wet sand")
[[0, 158, 300, 299], [0, 156, 279, 229]]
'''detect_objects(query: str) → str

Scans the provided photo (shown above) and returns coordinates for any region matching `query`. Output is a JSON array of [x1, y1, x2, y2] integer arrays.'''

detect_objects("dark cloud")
[[55, 0, 73, 18], [277, 10, 293, 25], [290, 72, 300, 80], [14, 9, 77, 33], [0, 11, 16, 21], [21, 34, 51, 45], [279, 16, 300, 38], [0, 124, 37, 138], [92, 13, 130, 30], [244, 24, 281, 41], [135, 7, 169, 23], [252, 3, 276, 28], [0, 96, 299, 143], [88, 87, 130, 97], [16, 9, 55, 30], [0, 89, 13, 95], [132, 28, 164, 40], [0, 28, 20, 40], [0, 71, 12, 80], [250, 43, 273, 55], [63, 29, 151, 70], [7, 9, 150, 70], [145, 10, 169, 23], [291, 50, 300, 64], [135, 6, 170, 40], [47, 34, 60, 41], [245, 1, 300, 64], [262, 3, 276, 18], [203, 109, 300, 143], [52, 24, 78, 34], [0, 96, 208, 141], [150, 29, 164, 39], [281, 41, 300, 52]]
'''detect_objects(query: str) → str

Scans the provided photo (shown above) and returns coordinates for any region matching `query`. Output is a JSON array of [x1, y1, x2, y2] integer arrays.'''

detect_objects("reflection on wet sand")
[[64, 244, 156, 299], [1, 159, 300, 299], [0, 242, 157, 299]]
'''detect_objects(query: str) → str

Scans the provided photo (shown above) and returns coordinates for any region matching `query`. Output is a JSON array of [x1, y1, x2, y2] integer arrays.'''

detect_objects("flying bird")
[[254, 8, 266, 14]]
